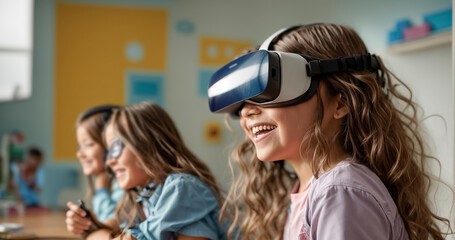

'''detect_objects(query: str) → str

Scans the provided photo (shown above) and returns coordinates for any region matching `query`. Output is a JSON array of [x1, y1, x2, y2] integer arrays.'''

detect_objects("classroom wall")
[[0, 0, 452, 227]]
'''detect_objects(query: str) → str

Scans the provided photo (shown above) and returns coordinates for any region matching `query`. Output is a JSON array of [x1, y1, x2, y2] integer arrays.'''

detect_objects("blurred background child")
[[10, 147, 44, 207], [65, 105, 124, 235]]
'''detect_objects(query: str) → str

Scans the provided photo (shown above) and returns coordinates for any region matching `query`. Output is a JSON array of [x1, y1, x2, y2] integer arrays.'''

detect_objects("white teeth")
[[252, 125, 276, 134]]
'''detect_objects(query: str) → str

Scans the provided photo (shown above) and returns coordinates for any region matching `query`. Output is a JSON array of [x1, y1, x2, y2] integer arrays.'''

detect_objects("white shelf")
[[386, 30, 452, 54]]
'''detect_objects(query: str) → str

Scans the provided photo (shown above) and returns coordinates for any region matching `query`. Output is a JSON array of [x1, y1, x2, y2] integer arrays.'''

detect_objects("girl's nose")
[[240, 103, 261, 118], [76, 148, 84, 159], [106, 155, 116, 167]]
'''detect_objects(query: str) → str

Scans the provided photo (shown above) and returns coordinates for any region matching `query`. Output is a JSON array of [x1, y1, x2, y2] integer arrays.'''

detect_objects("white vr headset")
[[208, 25, 381, 115]]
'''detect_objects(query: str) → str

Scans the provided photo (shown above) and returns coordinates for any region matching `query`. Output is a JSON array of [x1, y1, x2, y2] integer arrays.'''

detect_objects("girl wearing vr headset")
[[215, 24, 451, 240], [85, 102, 227, 240], [66, 105, 124, 235]]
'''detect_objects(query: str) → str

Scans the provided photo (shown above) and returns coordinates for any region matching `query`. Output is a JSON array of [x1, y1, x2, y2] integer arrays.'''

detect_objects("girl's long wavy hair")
[[108, 102, 223, 236], [75, 112, 114, 202], [221, 23, 452, 240]]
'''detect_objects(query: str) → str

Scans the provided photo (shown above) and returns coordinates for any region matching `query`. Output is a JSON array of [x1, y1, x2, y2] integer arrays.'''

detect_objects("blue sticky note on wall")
[[176, 20, 195, 34], [127, 72, 164, 107], [198, 69, 217, 97]]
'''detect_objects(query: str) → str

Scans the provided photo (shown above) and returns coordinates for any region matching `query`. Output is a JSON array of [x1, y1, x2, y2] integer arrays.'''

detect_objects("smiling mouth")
[[251, 124, 277, 138], [114, 169, 126, 178], [81, 160, 92, 166]]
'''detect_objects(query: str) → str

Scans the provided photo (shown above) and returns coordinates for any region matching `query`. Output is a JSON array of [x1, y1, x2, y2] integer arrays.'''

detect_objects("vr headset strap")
[[80, 105, 119, 125], [306, 54, 379, 77], [259, 25, 303, 50]]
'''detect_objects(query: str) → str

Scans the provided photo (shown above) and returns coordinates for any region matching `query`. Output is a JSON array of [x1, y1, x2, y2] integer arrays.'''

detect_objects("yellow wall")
[[199, 36, 251, 66], [54, 3, 167, 160]]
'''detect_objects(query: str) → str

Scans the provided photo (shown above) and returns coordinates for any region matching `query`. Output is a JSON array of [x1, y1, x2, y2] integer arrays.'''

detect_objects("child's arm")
[[66, 200, 119, 236], [125, 174, 221, 240], [103, 218, 120, 230], [303, 186, 392, 240], [34, 167, 44, 193], [92, 178, 124, 222]]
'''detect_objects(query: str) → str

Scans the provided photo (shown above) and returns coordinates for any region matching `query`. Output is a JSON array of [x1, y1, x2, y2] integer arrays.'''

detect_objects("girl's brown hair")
[[222, 23, 452, 240], [108, 102, 223, 235]]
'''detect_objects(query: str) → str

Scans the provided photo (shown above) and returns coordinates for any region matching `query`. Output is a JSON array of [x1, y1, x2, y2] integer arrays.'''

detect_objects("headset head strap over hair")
[[80, 105, 120, 126], [259, 25, 303, 50], [306, 53, 380, 77]]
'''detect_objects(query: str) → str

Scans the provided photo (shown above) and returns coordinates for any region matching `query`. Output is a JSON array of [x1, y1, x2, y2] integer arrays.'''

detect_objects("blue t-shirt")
[[11, 162, 44, 206], [92, 180, 124, 222], [126, 173, 228, 240]]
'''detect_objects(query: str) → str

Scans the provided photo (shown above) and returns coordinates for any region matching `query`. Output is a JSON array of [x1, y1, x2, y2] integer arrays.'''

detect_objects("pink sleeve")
[[301, 185, 393, 240]]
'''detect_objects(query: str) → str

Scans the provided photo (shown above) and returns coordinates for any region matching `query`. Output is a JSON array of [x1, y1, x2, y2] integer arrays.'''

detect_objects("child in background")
[[210, 23, 452, 240], [83, 102, 227, 240], [11, 147, 44, 207], [66, 105, 124, 235]]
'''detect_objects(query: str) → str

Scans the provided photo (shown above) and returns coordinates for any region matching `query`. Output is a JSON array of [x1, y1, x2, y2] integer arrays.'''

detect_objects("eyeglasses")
[[106, 138, 124, 160]]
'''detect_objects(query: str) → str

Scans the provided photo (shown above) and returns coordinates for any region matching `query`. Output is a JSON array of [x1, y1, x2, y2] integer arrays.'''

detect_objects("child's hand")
[[65, 201, 92, 235]]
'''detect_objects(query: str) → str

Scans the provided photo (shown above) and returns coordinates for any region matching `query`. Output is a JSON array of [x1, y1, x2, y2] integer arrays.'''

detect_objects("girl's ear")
[[334, 94, 349, 119]]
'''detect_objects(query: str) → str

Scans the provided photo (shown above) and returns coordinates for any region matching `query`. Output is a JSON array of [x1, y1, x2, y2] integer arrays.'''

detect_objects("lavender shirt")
[[299, 160, 409, 240]]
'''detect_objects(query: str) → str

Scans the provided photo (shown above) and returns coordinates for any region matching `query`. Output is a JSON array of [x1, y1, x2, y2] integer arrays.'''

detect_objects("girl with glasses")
[[66, 105, 124, 236], [86, 102, 227, 240]]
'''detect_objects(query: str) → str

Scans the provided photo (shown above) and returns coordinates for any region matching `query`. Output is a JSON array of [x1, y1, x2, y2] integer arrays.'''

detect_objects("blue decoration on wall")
[[127, 72, 164, 107], [176, 20, 195, 34], [198, 69, 216, 97], [388, 19, 411, 44], [125, 42, 144, 62], [207, 45, 218, 57]]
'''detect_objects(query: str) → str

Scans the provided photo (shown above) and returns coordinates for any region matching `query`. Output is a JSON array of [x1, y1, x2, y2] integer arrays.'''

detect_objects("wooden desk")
[[0, 211, 82, 239]]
